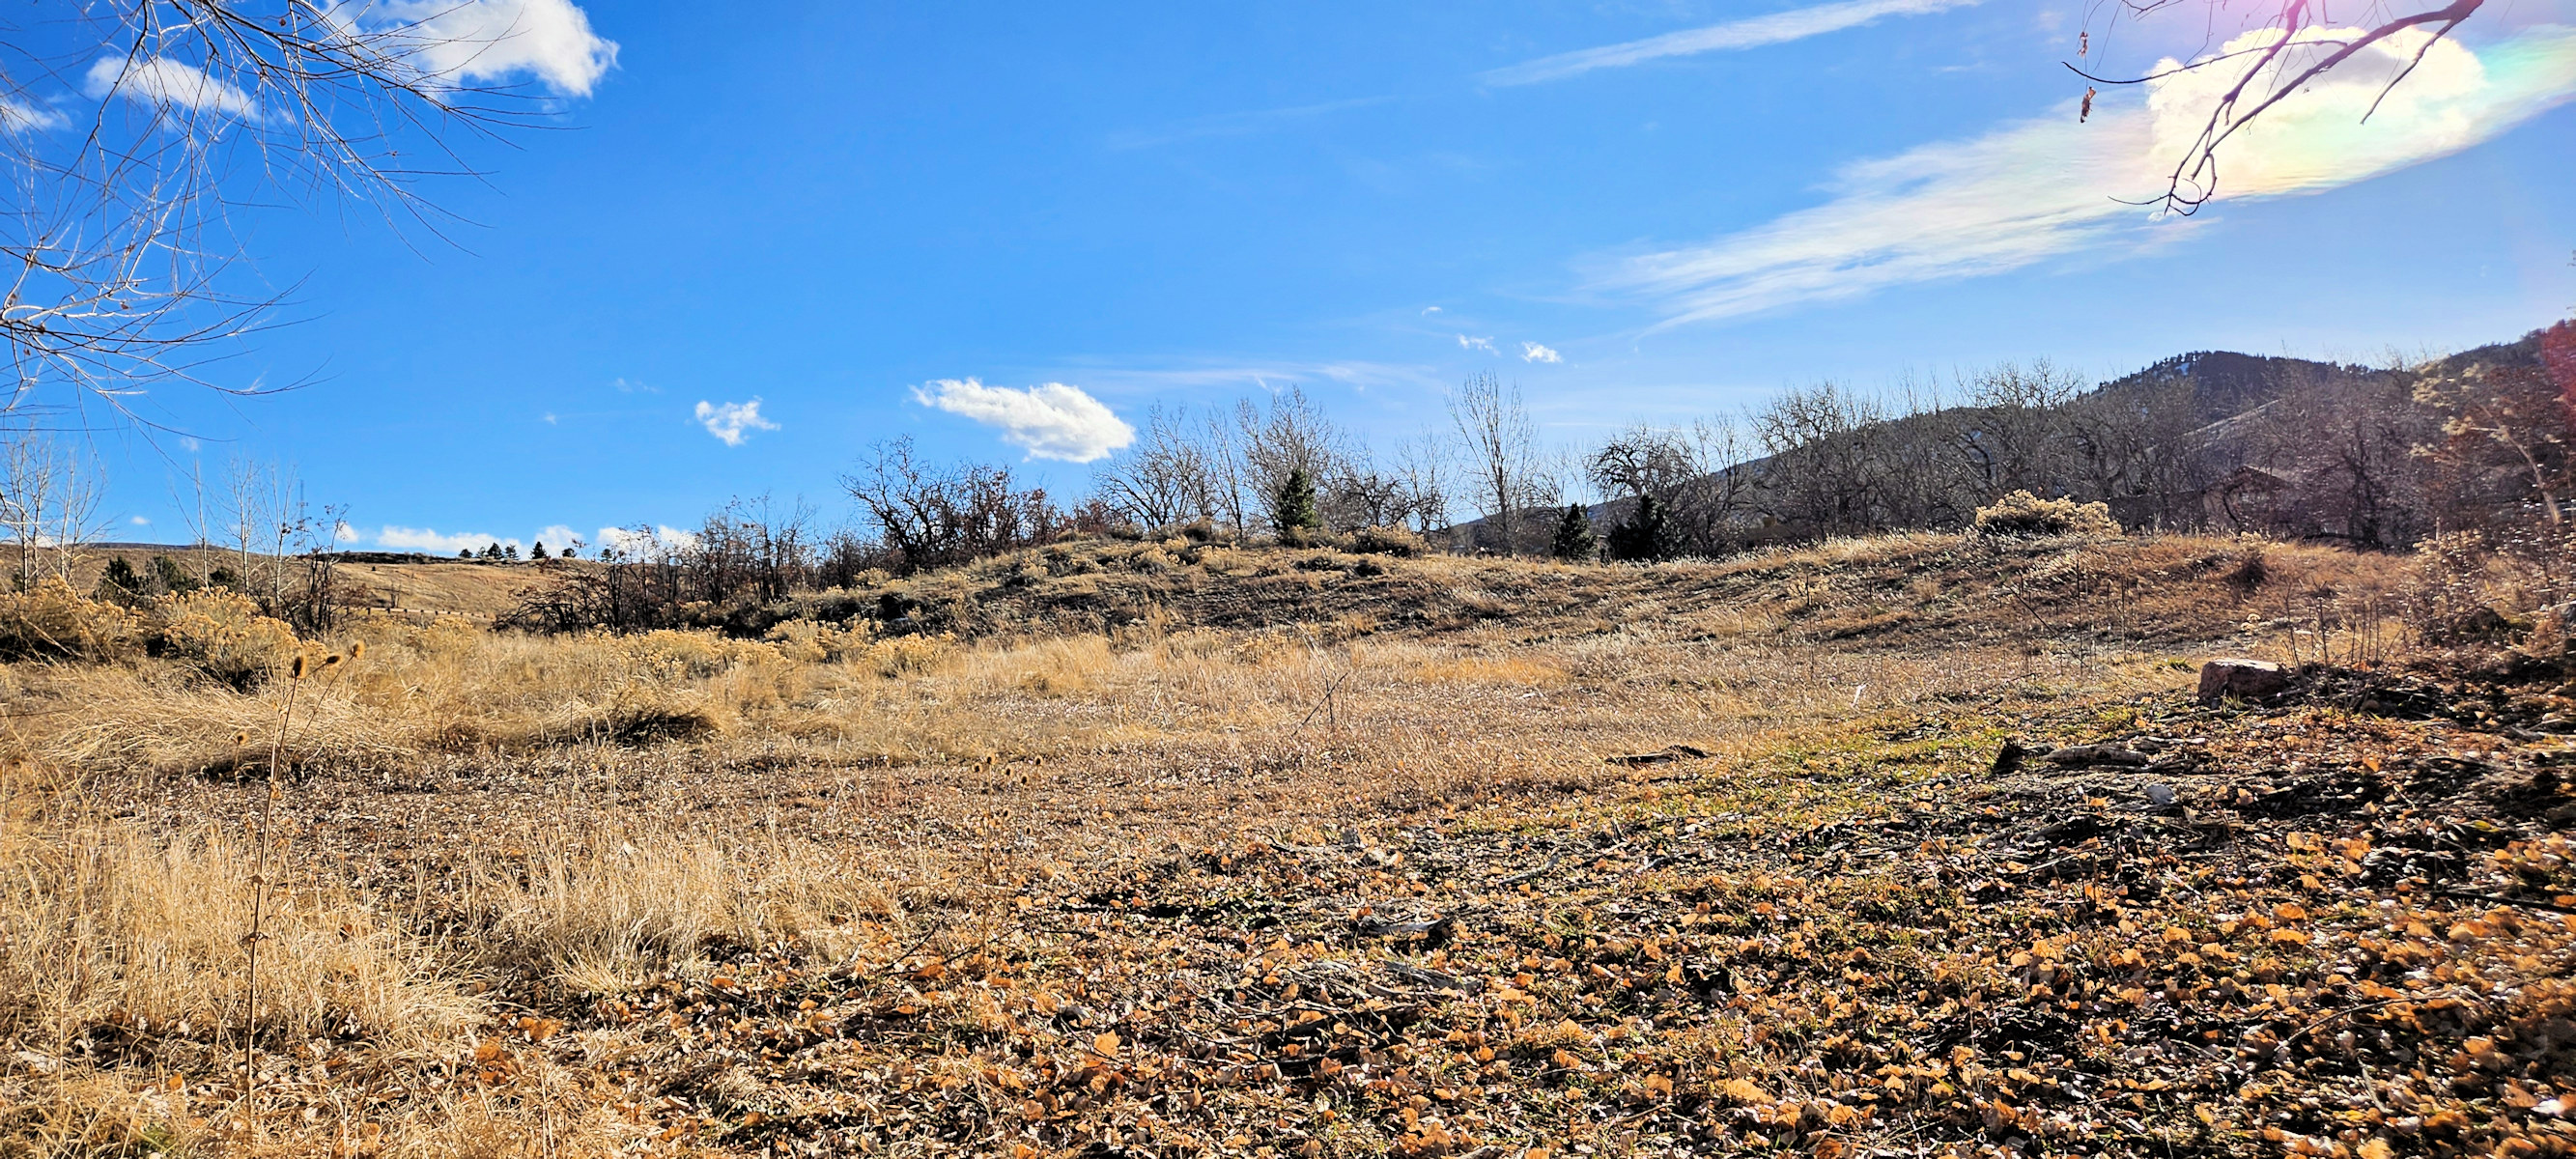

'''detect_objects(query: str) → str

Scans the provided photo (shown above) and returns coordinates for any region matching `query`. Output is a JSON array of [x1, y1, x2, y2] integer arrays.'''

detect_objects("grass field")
[[4, 531, 2571, 1157]]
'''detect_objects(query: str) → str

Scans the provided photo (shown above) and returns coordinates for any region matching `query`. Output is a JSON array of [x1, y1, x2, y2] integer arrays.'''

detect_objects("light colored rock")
[[2044, 744, 2151, 767], [2198, 658, 2288, 704]]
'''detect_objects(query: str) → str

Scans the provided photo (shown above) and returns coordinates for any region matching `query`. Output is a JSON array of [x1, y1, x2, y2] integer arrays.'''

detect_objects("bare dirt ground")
[[5, 531, 2573, 1158]]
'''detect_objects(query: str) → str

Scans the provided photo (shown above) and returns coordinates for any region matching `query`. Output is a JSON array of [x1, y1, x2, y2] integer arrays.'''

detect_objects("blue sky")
[[55, 1, 2576, 551]]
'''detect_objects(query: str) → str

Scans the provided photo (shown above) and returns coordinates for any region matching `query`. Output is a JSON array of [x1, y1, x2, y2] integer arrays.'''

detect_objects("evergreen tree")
[[1606, 494, 1681, 563], [459, 548, 473, 559], [150, 554, 198, 594], [94, 556, 144, 605], [1272, 466, 1321, 535], [503, 544, 520, 560], [482, 543, 502, 559], [529, 541, 548, 560], [1549, 503, 1598, 562]]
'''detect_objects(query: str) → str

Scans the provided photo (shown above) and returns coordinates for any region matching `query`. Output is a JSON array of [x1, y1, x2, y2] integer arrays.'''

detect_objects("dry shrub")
[[2405, 526, 2576, 649], [863, 632, 953, 678], [0, 818, 475, 1052], [0, 578, 144, 662], [467, 831, 888, 993], [154, 587, 302, 689], [1346, 524, 1424, 556], [763, 617, 876, 664], [544, 688, 727, 746], [1972, 491, 2121, 538]]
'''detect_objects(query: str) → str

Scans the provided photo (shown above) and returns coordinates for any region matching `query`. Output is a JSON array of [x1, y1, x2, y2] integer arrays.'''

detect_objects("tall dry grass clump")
[[461, 830, 895, 994], [0, 817, 476, 1054]]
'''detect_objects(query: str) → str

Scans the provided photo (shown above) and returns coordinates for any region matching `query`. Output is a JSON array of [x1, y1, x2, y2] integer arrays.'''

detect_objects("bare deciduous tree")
[[1747, 382, 1894, 536], [844, 437, 1065, 575], [0, 434, 106, 585], [1449, 373, 1554, 553], [1095, 404, 1215, 530], [2, 3, 609, 419]]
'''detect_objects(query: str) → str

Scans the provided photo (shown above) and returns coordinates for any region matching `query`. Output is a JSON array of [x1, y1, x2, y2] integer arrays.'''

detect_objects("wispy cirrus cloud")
[[1597, 23, 2576, 326], [1483, 0, 1981, 87], [1457, 334, 1497, 353], [1519, 342, 1563, 363], [913, 379, 1135, 463]]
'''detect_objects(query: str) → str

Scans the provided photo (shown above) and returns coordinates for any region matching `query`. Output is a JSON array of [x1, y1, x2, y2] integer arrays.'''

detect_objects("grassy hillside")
[[3, 531, 2571, 1158], [75, 545, 561, 620]]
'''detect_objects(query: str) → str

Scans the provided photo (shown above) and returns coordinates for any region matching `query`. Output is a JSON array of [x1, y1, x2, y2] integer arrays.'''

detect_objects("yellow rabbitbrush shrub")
[[763, 616, 877, 664], [150, 587, 300, 689], [1972, 490, 2121, 538], [0, 579, 143, 661]]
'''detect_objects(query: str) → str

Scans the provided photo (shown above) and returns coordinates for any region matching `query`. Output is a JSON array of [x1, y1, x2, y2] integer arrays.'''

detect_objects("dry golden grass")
[[0, 531, 2499, 1157]]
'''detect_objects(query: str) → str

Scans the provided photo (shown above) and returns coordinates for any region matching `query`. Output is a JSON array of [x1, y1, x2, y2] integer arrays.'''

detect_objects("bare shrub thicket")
[[846, 437, 1074, 576], [1094, 388, 1449, 540]]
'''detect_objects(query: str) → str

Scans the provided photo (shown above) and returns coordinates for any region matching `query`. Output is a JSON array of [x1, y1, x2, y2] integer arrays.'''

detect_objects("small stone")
[[2144, 784, 2177, 806]]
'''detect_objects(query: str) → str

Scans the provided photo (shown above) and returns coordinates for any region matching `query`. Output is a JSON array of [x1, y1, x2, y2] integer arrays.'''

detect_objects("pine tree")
[[150, 554, 198, 594], [1606, 494, 1681, 563], [459, 548, 473, 559], [482, 543, 502, 559], [1272, 466, 1321, 536], [95, 556, 145, 605], [1549, 503, 1598, 562], [529, 541, 548, 560], [503, 544, 520, 560]]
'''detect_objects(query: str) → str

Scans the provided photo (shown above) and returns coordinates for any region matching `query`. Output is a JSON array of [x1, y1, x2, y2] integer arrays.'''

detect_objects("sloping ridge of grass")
[[858, 530, 2407, 650]]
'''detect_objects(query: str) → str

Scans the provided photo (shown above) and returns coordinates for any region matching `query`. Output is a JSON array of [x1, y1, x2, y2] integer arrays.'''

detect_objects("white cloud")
[[596, 525, 697, 557], [1599, 24, 2576, 325], [1458, 334, 1497, 353], [1421, 305, 1443, 315], [1484, 0, 1982, 86], [911, 379, 1136, 463], [335, 521, 360, 543], [694, 398, 778, 446], [1520, 341, 1564, 363], [0, 98, 64, 132], [128, 515, 150, 526], [85, 56, 260, 120], [355, 0, 618, 97], [611, 377, 657, 393], [532, 524, 580, 550], [378, 525, 517, 554]]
